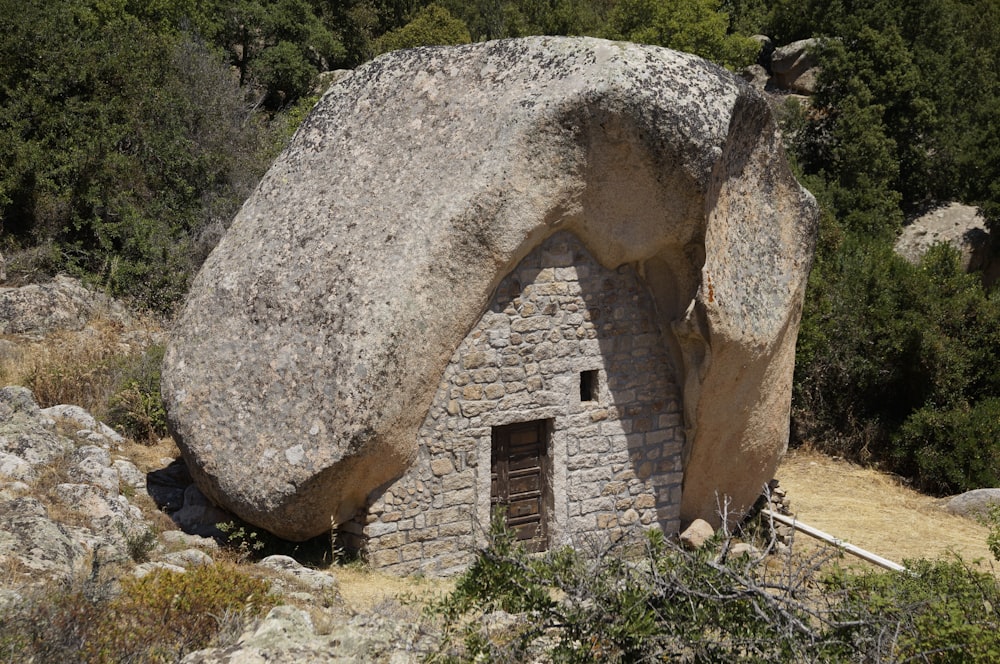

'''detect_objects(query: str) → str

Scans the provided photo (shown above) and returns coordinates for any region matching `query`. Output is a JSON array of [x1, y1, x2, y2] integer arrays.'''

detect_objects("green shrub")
[[107, 343, 167, 443], [83, 563, 275, 663], [829, 558, 1000, 663], [794, 237, 1000, 493], [429, 518, 1000, 663], [893, 398, 1000, 495]]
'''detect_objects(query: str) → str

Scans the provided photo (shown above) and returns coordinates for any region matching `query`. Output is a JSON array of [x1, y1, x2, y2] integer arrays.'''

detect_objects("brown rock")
[[680, 519, 716, 550]]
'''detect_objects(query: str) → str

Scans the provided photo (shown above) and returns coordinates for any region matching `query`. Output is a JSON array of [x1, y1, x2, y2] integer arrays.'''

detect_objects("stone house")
[[162, 38, 819, 576], [344, 232, 684, 574]]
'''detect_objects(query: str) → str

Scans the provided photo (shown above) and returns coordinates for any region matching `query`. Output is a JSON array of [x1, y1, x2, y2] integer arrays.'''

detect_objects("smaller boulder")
[[43, 404, 124, 446], [258, 554, 338, 593], [680, 519, 716, 550], [172, 484, 235, 539], [770, 38, 821, 94], [0, 275, 129, 336], [945, 488, 1000, 519], [895, 203, 993, 274], [162, 548, 214, 569]]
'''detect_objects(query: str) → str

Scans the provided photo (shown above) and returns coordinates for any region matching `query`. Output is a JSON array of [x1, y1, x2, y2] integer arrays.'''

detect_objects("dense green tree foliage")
[[778, 0, 1000, 493], [374, 3, 471, 54], [607, 0, 759, 68], [0, 0, 300, 311], [0, 0, 769, 313]]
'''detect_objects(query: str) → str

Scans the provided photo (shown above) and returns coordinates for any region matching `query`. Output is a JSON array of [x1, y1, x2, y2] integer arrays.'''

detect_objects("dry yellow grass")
[[335, 564, 454, 614], [776, 447, 995, 567], [0, 314, 164, 418]]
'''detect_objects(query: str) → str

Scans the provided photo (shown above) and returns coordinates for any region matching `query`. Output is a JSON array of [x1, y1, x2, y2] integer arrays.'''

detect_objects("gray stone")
[[113, 458, 146, 490], [164, 37, 818, 542], [161, 529, 220, 550], [69, 445, 119, 492], [257, 554, 338, 592], [0, 497, 88, 578], [172, 484, 234, 538], [945, 488, 1000, 519], [0, 387, 72, 469], [134, 561, 187, 578], [181, 605, 431, 663], [43, 404, 124, 445], [0, 275, 129, 336], [162, 548, 214, 568]]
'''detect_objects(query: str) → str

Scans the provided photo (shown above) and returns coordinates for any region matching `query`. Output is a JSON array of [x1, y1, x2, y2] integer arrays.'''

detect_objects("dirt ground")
[[775, 447, 996, 568]]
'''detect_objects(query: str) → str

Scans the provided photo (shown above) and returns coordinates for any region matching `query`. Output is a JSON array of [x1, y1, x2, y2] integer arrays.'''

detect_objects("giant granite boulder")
[[163, 37, 818, 541]]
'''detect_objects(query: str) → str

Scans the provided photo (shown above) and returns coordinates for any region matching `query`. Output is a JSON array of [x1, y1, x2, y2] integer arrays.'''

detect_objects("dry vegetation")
[[0, 315, 164, 421], [777, 447, 994, 566]]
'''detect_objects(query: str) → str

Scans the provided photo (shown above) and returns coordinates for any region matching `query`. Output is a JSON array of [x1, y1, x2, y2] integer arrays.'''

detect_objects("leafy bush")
[[107, 343, 168, 443], [829, 558, 1000, 663], [893, 398, 1000, 494], [793, 236, 1000, 493], [375, 4, 471, 54], [428, 517, 1000, 663], [1, 562, 275, 663]]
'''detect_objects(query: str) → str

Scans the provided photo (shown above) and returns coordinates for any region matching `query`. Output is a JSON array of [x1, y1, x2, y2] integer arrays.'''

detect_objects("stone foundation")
[[346, 232, 684, 574]]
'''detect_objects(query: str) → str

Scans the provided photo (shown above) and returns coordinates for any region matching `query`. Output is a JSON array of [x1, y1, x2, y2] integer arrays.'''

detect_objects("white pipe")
[[761, 508, 908, 573]]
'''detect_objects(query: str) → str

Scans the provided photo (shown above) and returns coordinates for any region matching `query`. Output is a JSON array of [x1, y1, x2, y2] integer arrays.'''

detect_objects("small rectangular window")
[[580, 370, 599, 402]]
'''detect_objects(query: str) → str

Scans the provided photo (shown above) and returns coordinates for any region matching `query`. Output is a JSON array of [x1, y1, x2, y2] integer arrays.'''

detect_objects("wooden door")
[[491, 420, 549, 552]]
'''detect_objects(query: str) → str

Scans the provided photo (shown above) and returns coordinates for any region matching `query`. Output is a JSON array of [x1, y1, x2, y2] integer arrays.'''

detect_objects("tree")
[[607, 0, 759, 69], [214, 0, 345, 108], [0, 0, 291, 311], [374, 3, 470, 53]]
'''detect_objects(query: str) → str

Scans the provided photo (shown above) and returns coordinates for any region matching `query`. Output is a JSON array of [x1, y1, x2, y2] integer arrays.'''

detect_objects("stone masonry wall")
[[345, 232, 684, 575]]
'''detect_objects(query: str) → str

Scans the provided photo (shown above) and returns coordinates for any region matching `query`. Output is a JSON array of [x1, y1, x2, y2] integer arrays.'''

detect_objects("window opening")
[[580, 370, 599, 402]]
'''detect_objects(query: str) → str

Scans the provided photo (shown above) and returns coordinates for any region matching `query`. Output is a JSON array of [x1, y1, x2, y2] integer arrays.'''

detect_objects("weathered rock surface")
[[0, 275, 129, 336], [945, 488, 1000, 519], [163, 37, 818, 541], [895, 202, 994, 275], [680, 518, 716, 550], [181, 605, 432, 663], [0, 387, 146, 585]]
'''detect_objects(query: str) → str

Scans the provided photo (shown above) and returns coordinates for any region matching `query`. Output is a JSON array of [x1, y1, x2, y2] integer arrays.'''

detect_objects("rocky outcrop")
[[0, 386, 147, 591], [895, 202, 994, 275], [0, 275, 130, 336], [163, 36, 818, 542], [182, 605, 432, 663]]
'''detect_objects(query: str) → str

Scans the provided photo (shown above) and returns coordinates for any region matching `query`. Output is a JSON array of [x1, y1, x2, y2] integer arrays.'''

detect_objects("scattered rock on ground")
[[680, 519, 716, 550]]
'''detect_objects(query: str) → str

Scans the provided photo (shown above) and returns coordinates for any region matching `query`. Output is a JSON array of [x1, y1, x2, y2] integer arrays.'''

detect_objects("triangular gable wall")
[[349, 231, 683, 574]]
